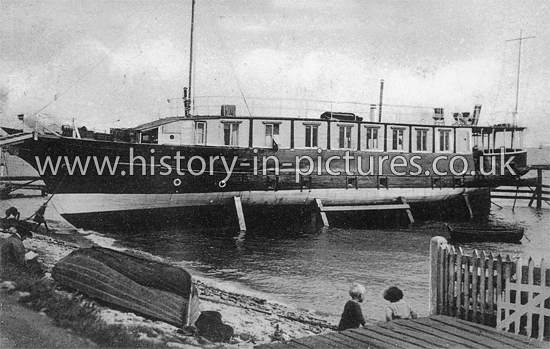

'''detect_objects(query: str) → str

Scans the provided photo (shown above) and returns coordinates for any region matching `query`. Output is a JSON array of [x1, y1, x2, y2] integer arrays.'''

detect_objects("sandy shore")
[[1, 228, 335, 348]]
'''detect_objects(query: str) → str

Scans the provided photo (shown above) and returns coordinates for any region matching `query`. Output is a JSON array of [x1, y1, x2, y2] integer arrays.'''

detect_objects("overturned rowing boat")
[[445, 223, 524, 243], [52, 246, 201, 327]]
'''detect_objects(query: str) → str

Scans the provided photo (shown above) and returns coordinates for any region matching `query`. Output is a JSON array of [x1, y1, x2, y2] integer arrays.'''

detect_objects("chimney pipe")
[[472, 105, 481, 126], [378, 79, 384, 122], [369, 104, 377, 122], [183, 87, 190, 117]]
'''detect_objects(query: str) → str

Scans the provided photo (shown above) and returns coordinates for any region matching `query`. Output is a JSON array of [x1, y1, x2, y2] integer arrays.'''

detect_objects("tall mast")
[[185, 0, 196, 117], [506, 30, 534, 125]]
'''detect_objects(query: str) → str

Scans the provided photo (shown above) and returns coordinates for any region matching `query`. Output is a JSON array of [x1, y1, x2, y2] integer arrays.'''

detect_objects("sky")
[[1, 0, 549, 145]]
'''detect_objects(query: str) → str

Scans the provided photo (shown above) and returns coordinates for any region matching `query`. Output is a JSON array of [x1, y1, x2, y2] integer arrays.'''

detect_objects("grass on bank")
[[9, 275, 183, 348]]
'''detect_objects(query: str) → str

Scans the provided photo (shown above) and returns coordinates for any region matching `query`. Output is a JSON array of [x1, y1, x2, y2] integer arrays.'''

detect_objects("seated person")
[[383, 286, 417, 321], [0, 225, 43, 280], [338, 283, 367, 330]]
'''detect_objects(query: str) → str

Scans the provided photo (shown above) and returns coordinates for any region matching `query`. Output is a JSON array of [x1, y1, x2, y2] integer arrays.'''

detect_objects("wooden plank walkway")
[[255, 315, 547, 349]]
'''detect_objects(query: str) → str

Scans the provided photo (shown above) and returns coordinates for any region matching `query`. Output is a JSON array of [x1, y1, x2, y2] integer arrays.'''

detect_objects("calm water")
[[100, 206, 548, 325], [2, 148, 549, 326]]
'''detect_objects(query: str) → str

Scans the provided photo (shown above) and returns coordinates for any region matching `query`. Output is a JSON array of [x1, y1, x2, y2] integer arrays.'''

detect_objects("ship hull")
[[3, 133, 517, 230], [51, 187, 491, 231]]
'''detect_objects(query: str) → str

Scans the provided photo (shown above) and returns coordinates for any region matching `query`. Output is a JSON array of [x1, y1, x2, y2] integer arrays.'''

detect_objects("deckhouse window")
[[440, 130, 451, 152], [392, 128, 404, 150], [194, 121, 206, 145], [265, 123, 280, 147], [365, 127, 379, 149], [223, 123, 239, 146], [305, 125, 318, 148], [339, 125, 352, 149], [416, 129, 428, 152]]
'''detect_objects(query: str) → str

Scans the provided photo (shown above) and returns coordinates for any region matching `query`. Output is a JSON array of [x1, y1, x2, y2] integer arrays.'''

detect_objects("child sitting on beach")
[[338, 283, 366, 331], [383, 286, 417, 321]]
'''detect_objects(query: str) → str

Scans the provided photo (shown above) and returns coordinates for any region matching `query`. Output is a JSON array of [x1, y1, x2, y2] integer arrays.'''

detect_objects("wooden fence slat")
[[538, 259, 547, 341], [472, 250, 480, 324], [514, 257, 523, 334], [479, 250, 487, 324], [449, 246, 457, 317], [457, 247, 464, 319], [442, 246, 449, 315], [437, 246, 445, 313], [496, 254, 503, 314], [526, 258, 535, 337], [463, 254, 471, 322], [487, 252, 495, 325]]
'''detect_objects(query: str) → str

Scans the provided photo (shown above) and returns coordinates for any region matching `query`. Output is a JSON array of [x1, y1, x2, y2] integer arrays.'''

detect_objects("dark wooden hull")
[[4, 133, 526, 229], [52, 246, 201, 327], [446, 224, 524, 243]]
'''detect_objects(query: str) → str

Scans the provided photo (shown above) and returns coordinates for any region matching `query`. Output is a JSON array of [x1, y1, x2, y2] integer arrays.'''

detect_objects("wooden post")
[[314, 199, 329, 227], [536, 168, 543, 209], [463, 193, 474, 219], [429, 236, 447, 315], [233, 196, 247, 233]]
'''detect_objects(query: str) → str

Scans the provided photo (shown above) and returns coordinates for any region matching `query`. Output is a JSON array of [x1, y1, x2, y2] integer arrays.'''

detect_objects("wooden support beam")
[[321, 204, 410, 212], [463, 193, 474, 219], [233, 196, 247, 232], [314, 199, 329, 227], [536, 168, 543, 209], [400, 197, 415, 225], [492, 195, 547, 200]]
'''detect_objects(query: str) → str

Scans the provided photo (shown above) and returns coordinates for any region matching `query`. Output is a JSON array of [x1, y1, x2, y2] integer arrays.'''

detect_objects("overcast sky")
[[1, 0, 548, 145]]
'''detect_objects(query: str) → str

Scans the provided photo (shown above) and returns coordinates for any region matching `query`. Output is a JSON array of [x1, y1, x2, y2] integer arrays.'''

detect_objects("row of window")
[[193, 121, 452, 152]]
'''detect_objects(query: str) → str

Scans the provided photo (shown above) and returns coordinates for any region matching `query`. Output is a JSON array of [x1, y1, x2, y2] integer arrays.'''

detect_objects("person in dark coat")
[[338, 283, 366, 331], [0, 225, 41, 280]]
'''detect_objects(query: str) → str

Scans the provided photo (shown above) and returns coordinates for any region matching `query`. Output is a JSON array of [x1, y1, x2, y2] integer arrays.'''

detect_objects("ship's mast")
[[506, 30, 534, 125], [185, 0, 196, 117]]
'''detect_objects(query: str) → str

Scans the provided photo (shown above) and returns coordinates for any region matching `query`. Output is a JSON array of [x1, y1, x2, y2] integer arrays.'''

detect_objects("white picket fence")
[[429, 236, 549, 341]]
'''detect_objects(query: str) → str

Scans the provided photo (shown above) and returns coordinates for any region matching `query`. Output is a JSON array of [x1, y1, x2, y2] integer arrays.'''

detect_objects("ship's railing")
[[166, 95, 442, 124]]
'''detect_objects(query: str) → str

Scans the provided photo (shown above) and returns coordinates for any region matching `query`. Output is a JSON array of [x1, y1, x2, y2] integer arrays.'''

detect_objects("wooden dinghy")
[[52, 246, 201, 327], [446, 223, 524, 243]]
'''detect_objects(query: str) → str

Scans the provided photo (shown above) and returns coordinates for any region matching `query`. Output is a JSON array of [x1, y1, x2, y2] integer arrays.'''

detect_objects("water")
[[2, 147, 549, 326], [100, 207, 548, 325]]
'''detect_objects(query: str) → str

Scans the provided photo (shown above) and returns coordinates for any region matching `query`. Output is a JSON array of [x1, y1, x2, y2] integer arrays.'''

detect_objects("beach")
[[0, 199, 335, 348]]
